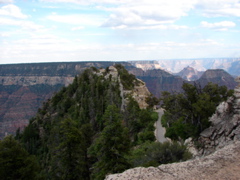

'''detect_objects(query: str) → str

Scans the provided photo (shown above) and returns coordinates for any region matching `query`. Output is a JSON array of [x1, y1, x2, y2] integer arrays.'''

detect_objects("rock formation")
[[175, 66, 203, 81], [199, 76, 240, 155]]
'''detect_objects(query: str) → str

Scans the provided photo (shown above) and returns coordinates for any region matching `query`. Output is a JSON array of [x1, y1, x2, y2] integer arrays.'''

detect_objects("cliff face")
[[130, 69, 185, 97], [199, 76, 240, 155], [196, 69, 237, 89], [175, 66, 203, 81]]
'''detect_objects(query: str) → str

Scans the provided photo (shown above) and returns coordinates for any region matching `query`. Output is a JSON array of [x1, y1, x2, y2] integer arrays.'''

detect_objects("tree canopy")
[[161, 82, 234, 140]]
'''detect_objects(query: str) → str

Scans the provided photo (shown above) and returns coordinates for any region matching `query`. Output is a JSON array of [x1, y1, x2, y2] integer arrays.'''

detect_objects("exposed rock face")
[[129, 61, 164, 71], [106, 141, 240, 180], [199, 76, 240, 155], [0, 76, 74, 86], [102, 66, 150, 110], [196, 69, 237, 89], [175, 66, 203, 81], [130, 69, 185, 97]]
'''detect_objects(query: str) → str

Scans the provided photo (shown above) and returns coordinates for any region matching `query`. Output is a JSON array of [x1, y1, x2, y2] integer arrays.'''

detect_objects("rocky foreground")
[[106, 141, 240, 180], [106, 76, 240, 180]]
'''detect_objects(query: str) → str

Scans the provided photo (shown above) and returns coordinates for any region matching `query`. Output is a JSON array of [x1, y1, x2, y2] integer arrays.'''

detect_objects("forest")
[[0, 65, 233, 180]]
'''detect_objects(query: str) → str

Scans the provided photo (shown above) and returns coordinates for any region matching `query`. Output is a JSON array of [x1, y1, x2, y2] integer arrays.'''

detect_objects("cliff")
[[199, 76, 240, 155], [129, 69, 185, 97], [196, 69, 237, 89]]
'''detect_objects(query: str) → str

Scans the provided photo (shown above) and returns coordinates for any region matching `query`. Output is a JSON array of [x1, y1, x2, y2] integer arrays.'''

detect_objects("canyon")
[[0, 61, 237, 138]]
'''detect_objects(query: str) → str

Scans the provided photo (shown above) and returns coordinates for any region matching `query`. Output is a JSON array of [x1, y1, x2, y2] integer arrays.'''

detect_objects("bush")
[[128, 141, 192, 167]]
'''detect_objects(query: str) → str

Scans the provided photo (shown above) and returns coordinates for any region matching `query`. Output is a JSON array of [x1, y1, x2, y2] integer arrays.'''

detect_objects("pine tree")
[[51, 118, 89, 180], [89, 105, 130, 180], [0, 135, 40, 180]]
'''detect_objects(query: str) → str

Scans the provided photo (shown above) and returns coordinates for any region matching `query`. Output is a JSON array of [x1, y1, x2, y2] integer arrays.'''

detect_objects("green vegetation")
[[128, 141, 192, 167], [0, 135, 40, 180], [7, 65, 192, 179], [161, 82, 234, 140]]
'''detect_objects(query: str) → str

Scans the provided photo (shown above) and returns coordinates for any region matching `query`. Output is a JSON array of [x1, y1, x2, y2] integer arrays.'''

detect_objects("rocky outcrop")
[[101, 66, 151, 110], [199, 76, 240, 155], [106, 141, 240, 180]]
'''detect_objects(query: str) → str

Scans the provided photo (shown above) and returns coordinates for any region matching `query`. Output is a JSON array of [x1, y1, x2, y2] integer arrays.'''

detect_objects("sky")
[[0, 0, 240, 64]]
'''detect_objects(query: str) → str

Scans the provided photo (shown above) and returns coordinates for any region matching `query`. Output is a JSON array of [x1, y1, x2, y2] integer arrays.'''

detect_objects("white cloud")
[[0, 0, 13, 3], [196, 0, 240, 17], [0, 17, 44, 31], [47, 14, 102, 26], [0, 4, 28, 19], [40, 0, 196, 29], [71, 26, 84, 31], [101, 0, 196, 29], [201, 21, 236, 31]]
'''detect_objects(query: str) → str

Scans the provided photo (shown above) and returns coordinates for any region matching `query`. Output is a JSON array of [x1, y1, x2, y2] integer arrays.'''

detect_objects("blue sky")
[[0, 0, 240, 64]]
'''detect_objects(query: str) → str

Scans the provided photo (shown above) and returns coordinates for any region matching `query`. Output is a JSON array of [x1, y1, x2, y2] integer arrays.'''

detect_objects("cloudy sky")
[[0, 0, 240, 64]]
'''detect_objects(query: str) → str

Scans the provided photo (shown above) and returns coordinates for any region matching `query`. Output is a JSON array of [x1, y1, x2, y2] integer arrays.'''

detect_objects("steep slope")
[[0, 62, 132, 138], [18, 65, 158, 179], [175, 66, 203, 81], [199, 76, 240, 155], [196, 69, 237, 89]]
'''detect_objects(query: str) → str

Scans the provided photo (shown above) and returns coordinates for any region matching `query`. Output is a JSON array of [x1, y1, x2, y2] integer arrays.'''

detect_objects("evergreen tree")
[[51, 118, 89, 180], [89, 105, 130, 180], [0, 135, 40, 180], [161, 82, 234, 140]]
